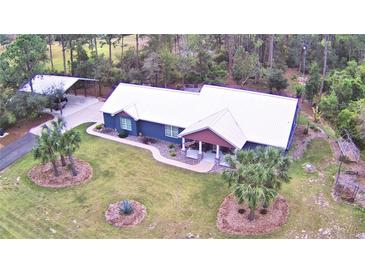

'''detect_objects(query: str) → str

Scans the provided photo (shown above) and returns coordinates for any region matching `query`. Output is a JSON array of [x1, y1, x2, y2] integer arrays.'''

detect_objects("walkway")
[[86, 124, 215, 173], [0, 133, 36, 171]]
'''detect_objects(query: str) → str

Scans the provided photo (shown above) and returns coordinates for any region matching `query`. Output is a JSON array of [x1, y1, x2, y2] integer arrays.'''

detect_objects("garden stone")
[[186, 232, 195, 239], [303, 163, 316, 173], [357, 233, 365, 239]]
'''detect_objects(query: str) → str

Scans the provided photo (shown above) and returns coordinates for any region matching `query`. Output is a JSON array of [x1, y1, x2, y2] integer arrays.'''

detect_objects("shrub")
[[169, 151, 177, 157], [141, 136, 156, 144], [95, 124, 103, 130], [0, 128, 4, 136], [293, 83, 305, 98], [266, 68, 288, 92], [119, 200, 133, 215], [305, 62, 321, 101], [7, 93, 47, 120], [319, 91, 339, 122], [0, 111, 16, 129], [168, 143, 175, 149], [118, 130, 129, 138]]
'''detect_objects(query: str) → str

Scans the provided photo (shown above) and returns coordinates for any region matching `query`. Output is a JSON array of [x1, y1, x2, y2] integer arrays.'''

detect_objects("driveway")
[[0, 133, 37, 171], [0, 95, 103, 171], [30, 95, 104, 135]]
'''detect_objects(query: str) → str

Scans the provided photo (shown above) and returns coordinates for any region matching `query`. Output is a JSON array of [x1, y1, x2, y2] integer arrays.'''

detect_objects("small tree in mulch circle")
[[33, 126, 60, 177], [223, 147, 291, 221]]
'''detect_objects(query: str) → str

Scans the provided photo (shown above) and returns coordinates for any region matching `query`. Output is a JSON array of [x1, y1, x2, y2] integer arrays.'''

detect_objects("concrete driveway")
[[1, 95, 103, 171], [30, 95, 104, 135]]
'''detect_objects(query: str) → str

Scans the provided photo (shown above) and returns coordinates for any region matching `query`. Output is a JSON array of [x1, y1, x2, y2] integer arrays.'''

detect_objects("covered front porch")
[[181, 138, 233, 167]]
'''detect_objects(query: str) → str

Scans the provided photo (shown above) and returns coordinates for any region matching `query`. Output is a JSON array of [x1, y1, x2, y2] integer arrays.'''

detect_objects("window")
[[165, 125, 179, 138], [120, 117, 132, 131]]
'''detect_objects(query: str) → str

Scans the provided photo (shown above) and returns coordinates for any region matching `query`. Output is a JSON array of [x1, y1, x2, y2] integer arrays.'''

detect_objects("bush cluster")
[[118, 130, 129, 138], [0, 92, 47, 130]]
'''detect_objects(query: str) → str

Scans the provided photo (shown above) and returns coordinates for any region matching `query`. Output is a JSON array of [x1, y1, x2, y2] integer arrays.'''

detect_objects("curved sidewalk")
[[86, 124, 214, 173]]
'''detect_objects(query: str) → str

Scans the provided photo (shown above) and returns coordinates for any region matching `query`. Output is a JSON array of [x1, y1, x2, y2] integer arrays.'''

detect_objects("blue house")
[[100, 83, 299, 160]]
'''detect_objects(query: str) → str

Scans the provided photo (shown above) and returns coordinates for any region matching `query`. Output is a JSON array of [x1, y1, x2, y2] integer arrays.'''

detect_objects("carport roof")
[[19, 74, 97, 95]]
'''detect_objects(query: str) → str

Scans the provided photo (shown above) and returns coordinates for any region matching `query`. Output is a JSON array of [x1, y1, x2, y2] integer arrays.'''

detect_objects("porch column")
[[198, 141, 202, 155], [181, 137, 186, 151], [216, 145, 220, 159]]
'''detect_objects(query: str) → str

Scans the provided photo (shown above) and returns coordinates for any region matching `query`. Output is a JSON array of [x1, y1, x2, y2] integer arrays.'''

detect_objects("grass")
[[321, 123, 337, 139], [0, 36, 138, 73], [47, 36, 137, 72], [361, 149, 365, 161], [0, 124, 364, 238], [297, 113, 310, 126]]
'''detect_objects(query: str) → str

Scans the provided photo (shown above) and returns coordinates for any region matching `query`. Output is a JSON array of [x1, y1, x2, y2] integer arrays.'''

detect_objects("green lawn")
[[47, 36, 137, 72], [0, 124, 364, 239], [0, 36, 138, 73]]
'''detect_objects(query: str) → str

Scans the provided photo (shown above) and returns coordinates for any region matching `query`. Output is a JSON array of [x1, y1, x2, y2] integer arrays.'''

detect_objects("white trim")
[[120, 117, 132, 131], [181, 137, 186, 151], [164, 125, 179, 138], [216, 145, 220, 159]]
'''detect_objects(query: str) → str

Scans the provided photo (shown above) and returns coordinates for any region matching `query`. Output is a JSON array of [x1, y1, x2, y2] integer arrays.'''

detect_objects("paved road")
[[0, 133, 37, 171]]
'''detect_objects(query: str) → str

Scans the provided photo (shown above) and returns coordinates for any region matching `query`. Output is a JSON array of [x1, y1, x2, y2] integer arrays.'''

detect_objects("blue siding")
[[138, 120, 184, 144], [103, 113, 115, 129], [242, 141, 267, 150], [103, 113, 183, 143], [286, 99, 300, 151], [115, 116, 138, 136], [103, 113, 138, 136]]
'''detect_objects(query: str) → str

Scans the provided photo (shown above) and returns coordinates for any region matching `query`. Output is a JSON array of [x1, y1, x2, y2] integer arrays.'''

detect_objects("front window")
[[120, 117, 132, 131], [165, 125, 179, 138]]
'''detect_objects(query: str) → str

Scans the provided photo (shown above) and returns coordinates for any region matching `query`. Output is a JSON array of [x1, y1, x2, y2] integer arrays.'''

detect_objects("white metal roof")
[[100, 83, 298, 149], [178, 109, 247, 148], [19, 75, 96, 95]]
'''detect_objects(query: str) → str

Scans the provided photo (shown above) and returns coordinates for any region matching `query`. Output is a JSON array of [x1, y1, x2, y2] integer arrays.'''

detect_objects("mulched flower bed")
[[98, 126, 200, 165], [105, 200, 146, 228], [28, 159, 92, 188], [217, 194, 289, 236]]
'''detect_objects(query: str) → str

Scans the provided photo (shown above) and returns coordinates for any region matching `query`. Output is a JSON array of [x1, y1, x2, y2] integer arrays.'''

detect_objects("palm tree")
[[50, 118, 67, 166], [233, 182, 276, 221], [33, 127, 60, 177], [61, 130, 81, 176], [223, 147, 291, 221]]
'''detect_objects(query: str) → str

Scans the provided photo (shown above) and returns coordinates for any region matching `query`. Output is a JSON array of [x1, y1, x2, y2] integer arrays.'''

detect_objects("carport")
[[19, 74, 100, 97]]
